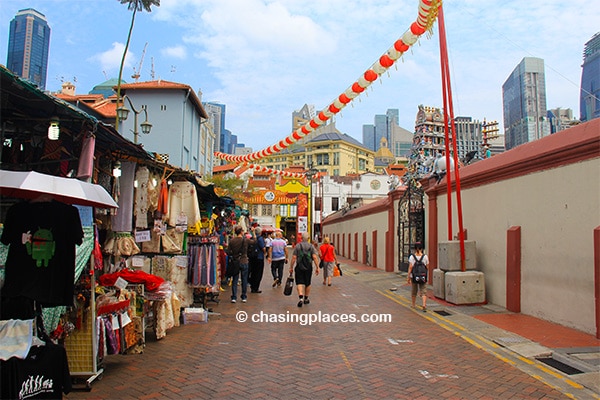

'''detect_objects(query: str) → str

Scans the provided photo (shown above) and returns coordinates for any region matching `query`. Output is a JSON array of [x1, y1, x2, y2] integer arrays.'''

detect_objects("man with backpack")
[[407, 242, 429, 312], [248, 227, 266, 293], [290, 232, 320, 307]]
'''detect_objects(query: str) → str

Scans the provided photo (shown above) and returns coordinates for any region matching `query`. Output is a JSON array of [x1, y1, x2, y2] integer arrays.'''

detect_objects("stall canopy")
[[0, 65, 153, 169]]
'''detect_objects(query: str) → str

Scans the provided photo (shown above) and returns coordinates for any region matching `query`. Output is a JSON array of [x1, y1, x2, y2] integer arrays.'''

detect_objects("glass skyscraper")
[[362, 109, 400, 152], [580, 32, 600, 122], [6, 8, 51, 90], [502, 57, 550, 151]]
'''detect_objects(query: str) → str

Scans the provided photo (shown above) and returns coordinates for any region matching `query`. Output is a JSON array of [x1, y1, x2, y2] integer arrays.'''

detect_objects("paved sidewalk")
[[65, 256, 599, 400]]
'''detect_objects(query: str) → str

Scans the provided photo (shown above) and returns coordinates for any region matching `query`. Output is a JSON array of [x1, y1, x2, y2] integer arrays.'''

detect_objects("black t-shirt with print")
[[1, 201, 84, 308], [0, 342, 72, 399]]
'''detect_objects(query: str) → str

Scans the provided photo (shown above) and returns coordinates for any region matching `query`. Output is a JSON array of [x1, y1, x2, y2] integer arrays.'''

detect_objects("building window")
[[359, 158, 367, 171], [333, 152, 339, 165], [252, 205, 259, 215], [262, 205, 273, 216], [279, 204, 288, 217], [316, 153, 329, 165], [289, 204, 297, 217], [332, 197, 339, 211], [160, 105, 167, 111], [314, 197, 322, 211]]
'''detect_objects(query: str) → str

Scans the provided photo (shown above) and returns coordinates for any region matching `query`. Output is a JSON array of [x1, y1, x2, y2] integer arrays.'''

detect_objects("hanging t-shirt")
[[0, 201, 84, 308], [0, 342, 72, 399]]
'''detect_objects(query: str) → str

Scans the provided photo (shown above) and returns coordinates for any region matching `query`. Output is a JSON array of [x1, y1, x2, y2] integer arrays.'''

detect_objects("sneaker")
[[422, 306, 427, 312], [242, 298, 247, 303], [297, 300, 303, 307], [272, 279, 279, 288], [303, 298, 310, 305], [231, 299, 236, 303], [277, 282, 281, 287]]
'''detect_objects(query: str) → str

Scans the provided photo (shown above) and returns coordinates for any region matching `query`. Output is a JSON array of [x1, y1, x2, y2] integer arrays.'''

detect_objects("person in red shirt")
[[319, 236, 338, 286]]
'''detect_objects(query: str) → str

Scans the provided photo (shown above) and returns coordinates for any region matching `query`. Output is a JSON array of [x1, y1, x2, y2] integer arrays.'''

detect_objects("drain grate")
[[434, 310, 452, 316], [536, 357, 584, 375]]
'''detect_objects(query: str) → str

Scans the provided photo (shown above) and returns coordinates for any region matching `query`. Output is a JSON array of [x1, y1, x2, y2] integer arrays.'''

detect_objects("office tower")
[[6, 8, 51, 90], [502, 57, 550, 150], [203, 102, 226, 154], [580, 32, 600, 122], [362, 124, 376, 151], [362, 109, 401, 152]]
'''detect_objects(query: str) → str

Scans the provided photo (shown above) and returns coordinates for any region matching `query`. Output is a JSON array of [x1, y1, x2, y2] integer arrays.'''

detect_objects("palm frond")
[[118, 0, 160, 12]]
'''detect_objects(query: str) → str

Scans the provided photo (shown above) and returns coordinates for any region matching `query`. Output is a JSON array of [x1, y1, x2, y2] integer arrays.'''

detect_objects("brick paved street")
[[65, 259, 591, 400]]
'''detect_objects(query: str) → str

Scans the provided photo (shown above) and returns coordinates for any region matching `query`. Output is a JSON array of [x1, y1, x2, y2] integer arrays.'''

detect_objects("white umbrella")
[[0, 170, 118, 209]]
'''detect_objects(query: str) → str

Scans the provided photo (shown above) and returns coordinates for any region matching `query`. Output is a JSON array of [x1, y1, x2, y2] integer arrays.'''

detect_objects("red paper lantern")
[[309, 120, 319, 129], [339, 93, 351, 104], [394, 39, 409, 52], [318, 111, 329, 122], [293, 131, 302, 140], [410, 22, 426, 35], [364, 69, 378, 82], [379, 55, 394, 68], [352, 82, 365, 93], [329, 104, 340, 113]]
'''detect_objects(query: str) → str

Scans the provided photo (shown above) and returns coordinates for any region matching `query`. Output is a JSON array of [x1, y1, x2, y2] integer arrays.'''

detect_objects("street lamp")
[[305, 165, 319, 242], [116, 95, 152, 144]]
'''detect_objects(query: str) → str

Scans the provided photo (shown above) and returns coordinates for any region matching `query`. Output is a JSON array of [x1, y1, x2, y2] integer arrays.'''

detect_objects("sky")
[[1, 0, 598, 153]]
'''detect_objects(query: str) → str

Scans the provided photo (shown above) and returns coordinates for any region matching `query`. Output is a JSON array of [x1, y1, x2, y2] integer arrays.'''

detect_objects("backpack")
[[411, 254, 427, 283], [248, 241, 260, 259], [296, 244, 313, 271]]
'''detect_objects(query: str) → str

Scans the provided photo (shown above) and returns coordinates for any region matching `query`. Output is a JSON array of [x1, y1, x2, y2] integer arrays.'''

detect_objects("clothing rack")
[[187, 236, 220, 308]]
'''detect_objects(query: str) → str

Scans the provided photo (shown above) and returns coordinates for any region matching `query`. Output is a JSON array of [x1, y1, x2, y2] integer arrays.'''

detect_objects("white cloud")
[[161, 45, 187, 59], [88, 42, 135, 73]]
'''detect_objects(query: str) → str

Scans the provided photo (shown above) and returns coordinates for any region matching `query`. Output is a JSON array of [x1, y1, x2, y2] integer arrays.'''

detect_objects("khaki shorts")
[[411, 281, 426, 297]]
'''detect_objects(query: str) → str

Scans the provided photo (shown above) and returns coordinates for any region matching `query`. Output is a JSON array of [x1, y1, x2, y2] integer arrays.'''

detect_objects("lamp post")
[[116, 95, 152, 144], [305, 165, 319, 242]]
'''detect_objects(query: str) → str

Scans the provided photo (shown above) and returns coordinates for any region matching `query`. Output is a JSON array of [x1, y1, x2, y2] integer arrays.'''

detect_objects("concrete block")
[[444, 271, 485, 305], [438, 240, 477, 271], [433, 269, 445, 299]]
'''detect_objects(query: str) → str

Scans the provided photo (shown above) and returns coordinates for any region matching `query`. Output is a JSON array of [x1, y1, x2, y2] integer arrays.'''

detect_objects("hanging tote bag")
[[283, 274, 294, 296], [334, 263, 342, 277]]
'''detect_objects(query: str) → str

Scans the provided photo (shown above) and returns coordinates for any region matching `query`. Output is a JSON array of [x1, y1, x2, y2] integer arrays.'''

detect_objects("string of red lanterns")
[[214, 0, 440, 172]]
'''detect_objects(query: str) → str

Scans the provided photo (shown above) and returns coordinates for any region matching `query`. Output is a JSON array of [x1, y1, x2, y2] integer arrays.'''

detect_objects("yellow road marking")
[[375, 288, 591, 397], [340, 351, 366, 396]]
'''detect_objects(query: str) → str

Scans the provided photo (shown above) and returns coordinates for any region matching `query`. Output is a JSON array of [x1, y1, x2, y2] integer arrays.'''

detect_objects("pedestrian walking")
[[249, 227, 266, 293], [290, 232, 319, 307], [268, 231, 288, 288], [407, 242, 429, 312], [227, 225, 254, 303], [319, 236, 338, 286]]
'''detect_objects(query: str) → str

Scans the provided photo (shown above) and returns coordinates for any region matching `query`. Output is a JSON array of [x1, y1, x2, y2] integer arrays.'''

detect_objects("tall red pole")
[[438, 4, 466, 270], [439, 35, 453, 241]]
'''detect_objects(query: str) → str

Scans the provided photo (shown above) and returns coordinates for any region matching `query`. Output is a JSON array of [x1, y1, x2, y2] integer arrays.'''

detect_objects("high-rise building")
[[454, 116, 483, 160], [502, 57, 550, 150], [547, 108, 578, 133], [6, 8, 51, 90], [203, 102, 226, 155], [580, 32, 600, 122], [362, 109, 401, 152]]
